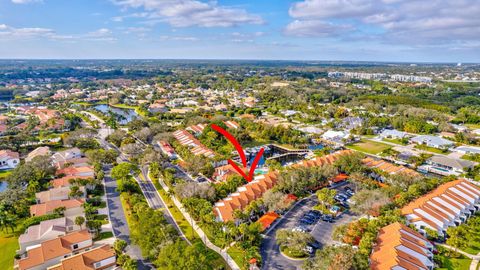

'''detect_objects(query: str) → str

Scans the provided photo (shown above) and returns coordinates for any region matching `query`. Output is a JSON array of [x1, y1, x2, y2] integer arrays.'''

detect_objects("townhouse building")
[[370, 222, 435, 270], [401, 179, 480, 237]]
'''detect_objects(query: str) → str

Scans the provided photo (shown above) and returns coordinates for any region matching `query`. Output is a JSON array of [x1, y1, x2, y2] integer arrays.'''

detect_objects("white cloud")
[[284, 20, 353, 37], [11, 0, 42, 4], [111, 0, 263, 27], [286, 0, 480, 45], [0, 24, 116, 42], [160, 35, 198, 41]]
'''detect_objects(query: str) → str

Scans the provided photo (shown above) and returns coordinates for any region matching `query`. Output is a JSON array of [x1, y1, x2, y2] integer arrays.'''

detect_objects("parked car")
[[308, 240, 321, 249], [322, 214, 334, 222], [304, 245, 314, 254], [299, 218, 315, 225]]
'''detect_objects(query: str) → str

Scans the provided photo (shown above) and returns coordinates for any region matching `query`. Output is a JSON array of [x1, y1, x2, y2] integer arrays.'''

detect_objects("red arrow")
[[211, 124, 264, 182]]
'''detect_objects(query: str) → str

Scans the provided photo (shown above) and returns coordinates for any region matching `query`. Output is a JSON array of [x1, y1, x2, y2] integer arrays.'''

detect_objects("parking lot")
[[260, 182, 359, 270]]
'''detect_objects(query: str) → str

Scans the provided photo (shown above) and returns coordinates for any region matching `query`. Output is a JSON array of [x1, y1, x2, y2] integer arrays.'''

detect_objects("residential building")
[[214, 150, 352, 222], [212, 164, 240, 182], [47, 244, 116, 270], [36, 186, 85, 204], [370, 222, 434, 270], [321, 130, 350, 143], [18, 217, 80, 253], [51, 176, 91, 189], [157, 140, 177, 159], [410, 135, 454, 149], [26, 147, 51, 163], [56, 166, 95, 178], [401, 179, 480, 237], [379, 129, 408, 139], [16, 230, 92, 270], [172, 130, 215, 158], [422, 155, 475, 176], [30, 199, 84, 218], [54, 157, 90, 169], [454, 145, 480, 155], [0, 149, 20, 170], [362, 157, 419, 179], [52, 148, 83, 165]]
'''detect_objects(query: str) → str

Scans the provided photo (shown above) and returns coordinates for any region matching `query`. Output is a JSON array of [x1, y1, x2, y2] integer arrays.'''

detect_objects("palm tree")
[[75, 216, 85, 230]]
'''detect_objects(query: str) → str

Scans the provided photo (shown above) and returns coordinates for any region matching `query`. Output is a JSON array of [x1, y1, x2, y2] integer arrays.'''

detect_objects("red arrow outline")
[[211, 123, 264, 182]]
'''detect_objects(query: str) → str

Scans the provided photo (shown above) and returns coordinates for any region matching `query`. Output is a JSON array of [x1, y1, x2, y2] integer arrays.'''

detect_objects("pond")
[[93, 104, 139, 124], [0, 181, 7, 192]]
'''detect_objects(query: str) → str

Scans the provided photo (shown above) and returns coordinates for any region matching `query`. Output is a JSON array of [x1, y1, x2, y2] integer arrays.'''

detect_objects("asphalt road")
[[260, 183, 358, 270], [104, 166, 152, 270]]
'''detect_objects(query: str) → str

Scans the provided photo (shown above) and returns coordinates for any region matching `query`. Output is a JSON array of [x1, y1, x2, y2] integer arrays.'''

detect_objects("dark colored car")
[[299, 218, 315, 225], [322, 214, 334, 222]]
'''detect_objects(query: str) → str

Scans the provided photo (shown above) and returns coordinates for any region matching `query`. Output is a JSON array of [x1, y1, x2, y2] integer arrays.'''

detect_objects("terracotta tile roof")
[[30, 199, 84, 217], [56, 166, 94, 177], [214, 150, 352, 222], [257, 212, 280, 231], [362, 157, 419, 176], [47, 245, 115, 270], [51, 176, 91, 189], [18, 230, 92, 270], [401, 180, 480, 231], [370, 222, 433, 270]]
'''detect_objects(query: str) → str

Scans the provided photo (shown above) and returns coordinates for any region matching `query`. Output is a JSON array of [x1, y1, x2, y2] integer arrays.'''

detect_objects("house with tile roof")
[[26, 146, 51, 163], [18, 217, 80, 254], [30, 199, 84, 219], [50, 176, 91, 189], [362, 157, 419, 182], [401, 179, 480, 237], [173, 130, 215, 158], [214, 150, 352, 222], [51, 148, 82, 166], [35, 186, 85, 204], [370, 222, 434, 270], [56, 166, 95, 178], [47, 244, 116, 270], [16, 230, 92, 270], [0, 149, 20, 170]]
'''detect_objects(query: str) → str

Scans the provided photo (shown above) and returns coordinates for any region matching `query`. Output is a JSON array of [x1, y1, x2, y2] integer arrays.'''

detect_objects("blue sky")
[[0, 0, 479, 62]]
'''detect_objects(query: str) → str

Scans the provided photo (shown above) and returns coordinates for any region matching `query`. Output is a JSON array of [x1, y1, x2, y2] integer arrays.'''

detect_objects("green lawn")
[[94, 231, 114, 241], [436, 247, 472, 270], [382, 138, 408, 145], [347, 140, 392, 155], [0, 170, 12, 180], [0, 229, 20, 270], [227, 245, 248, 270], [414, 144, 450, 154]]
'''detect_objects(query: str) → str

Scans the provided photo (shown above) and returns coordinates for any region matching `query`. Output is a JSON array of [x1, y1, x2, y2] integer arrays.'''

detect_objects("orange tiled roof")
[[51, 176, 91, 188], [214, 150, 353, 222], [30, 199, 84, 217], [48, 244, 115, 270], [362, 157, 419, 176], [401, 179, 480, 215], [257, 212, 280, 231], [370, 222, 432, 270], [18, 230, 91, 270]]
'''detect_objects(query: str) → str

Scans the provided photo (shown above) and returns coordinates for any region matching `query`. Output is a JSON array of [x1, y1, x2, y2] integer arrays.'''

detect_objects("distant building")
[[0, 149, 20, 170], [410, 135, 454, 149], [370, 222, 434, 270], [51, 148, 82, 165], [321, 130, 350, 143], [26, 147, 51, 163], [455, 146, 480, 155], [423, 155, 474, 176], [379, 129, 408, 139], [157, 141, 176, 159]]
